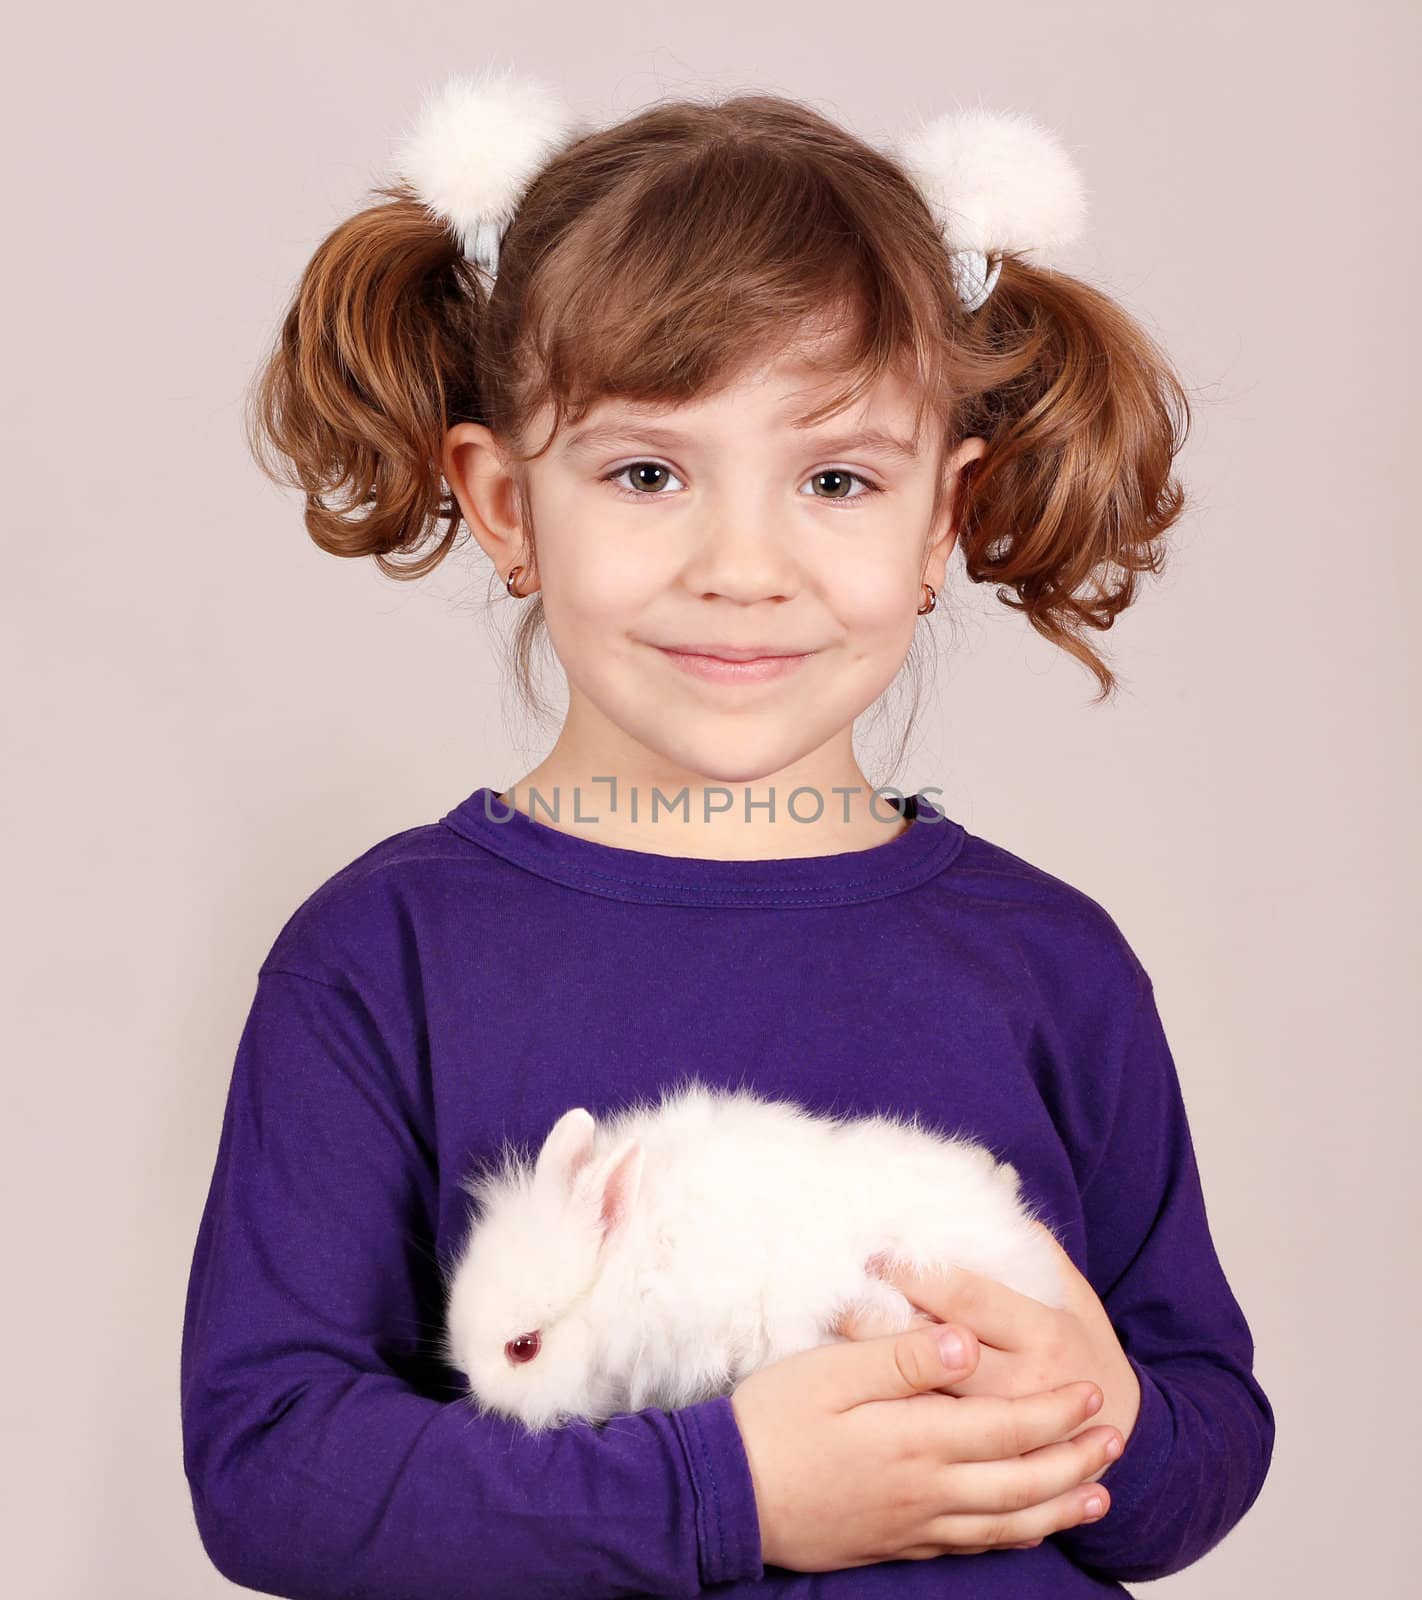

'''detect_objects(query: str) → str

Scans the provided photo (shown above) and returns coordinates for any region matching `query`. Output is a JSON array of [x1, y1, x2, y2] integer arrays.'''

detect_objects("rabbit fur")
[[442, 1075, 1063, 1434]]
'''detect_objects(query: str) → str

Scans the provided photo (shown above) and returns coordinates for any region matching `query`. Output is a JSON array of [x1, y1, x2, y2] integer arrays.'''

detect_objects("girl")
[[180, 69, 1274, 1597]]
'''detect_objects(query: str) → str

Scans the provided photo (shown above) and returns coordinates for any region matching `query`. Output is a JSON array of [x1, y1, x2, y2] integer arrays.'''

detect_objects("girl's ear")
[[442, 421, 532, 585], [571, 1138, 644, 1247], [925, 434, 990, 582], [534, 1108, 597, 1196]]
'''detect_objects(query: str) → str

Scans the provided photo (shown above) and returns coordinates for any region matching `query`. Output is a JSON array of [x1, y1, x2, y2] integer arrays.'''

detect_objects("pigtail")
[[244, 181, 486, 579], [951, 255, 1192, 702]]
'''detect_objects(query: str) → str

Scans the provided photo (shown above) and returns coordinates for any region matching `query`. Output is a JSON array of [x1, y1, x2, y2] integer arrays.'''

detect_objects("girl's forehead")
[[512, 290, 938, 439], [531, 356, 928, 449]]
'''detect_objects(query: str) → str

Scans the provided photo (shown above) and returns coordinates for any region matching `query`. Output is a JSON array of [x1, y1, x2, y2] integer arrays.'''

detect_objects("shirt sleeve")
[[179, 965, 765, 1599], [1051, 975, 1276, 1582]]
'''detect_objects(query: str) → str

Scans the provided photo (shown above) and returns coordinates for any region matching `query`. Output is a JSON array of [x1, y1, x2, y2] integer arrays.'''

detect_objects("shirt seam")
[[258, 964, 355, 995], [1099, 1361, 1175, 1519], [1078, 972, 1154, 1197], [437, 812, 967, 906], [684, 1405, 727, 1583]]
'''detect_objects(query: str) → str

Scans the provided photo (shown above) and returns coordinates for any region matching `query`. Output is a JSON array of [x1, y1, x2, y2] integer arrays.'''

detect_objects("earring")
[[505, 564, 530, 598], [918, 582, 937, 615]]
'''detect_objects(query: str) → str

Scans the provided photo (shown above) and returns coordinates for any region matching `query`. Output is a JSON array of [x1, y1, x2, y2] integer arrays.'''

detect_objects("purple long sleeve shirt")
[[180, 785, 1274, 1597]]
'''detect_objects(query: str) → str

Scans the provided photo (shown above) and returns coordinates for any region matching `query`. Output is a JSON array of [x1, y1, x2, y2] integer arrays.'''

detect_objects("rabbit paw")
[[829, 1272, 932, 1340]]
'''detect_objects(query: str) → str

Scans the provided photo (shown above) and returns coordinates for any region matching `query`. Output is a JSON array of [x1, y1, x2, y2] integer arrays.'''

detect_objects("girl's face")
[[445, 350, 985, 793]]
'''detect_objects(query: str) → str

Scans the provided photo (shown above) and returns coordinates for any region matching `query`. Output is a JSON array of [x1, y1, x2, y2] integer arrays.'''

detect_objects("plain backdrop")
[[3, 3, 1416, 1595]]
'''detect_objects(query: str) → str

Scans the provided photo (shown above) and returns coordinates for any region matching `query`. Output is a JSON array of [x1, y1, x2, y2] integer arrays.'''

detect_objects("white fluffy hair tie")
[[391, 70, 1088, 312], [391, 64, 587, 280], [890, 104, 1089, 309]]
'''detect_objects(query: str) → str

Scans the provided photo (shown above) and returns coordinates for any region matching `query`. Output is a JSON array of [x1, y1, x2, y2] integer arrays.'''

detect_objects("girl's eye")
[[601, 462, 882, 506], [800, 469, 880, 504], [604, 461, 686, 496]]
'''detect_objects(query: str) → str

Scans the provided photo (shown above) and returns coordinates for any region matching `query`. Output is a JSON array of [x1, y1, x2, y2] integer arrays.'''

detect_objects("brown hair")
[[246, 89, 1191, 773]]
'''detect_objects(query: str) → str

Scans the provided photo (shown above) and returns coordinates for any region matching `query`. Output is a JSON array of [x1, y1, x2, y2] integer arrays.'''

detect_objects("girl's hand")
[[833, 1221, 1141, 1483], [731, 1315, 1122, 1570]]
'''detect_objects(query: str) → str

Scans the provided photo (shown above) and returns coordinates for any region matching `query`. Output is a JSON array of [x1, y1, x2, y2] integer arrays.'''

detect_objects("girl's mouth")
[[655, 647, 813, 684]]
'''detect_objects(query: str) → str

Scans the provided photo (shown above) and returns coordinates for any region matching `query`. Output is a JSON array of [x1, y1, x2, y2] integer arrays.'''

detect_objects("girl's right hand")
[[728, 1320, 1121, 1571]]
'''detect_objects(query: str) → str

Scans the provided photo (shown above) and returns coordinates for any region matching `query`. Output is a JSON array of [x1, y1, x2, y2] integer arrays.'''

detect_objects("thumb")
[[828, 1319, 980, 1410]]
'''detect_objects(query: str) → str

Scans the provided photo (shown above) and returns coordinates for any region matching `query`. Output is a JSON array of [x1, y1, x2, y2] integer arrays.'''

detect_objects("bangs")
[[500, 97, 960, 463]]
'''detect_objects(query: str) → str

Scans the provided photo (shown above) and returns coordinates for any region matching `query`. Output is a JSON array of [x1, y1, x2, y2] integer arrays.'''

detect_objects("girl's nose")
[[680, 502, 801, 603]]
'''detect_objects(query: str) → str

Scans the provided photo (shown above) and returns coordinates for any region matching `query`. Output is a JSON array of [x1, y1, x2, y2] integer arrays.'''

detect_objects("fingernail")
[[1105, 1435, 1122, 1460], [1084, 1387, 1102, 1414], [1083, 1494, 1105, 1518], [937, 1327, 967, 1368]]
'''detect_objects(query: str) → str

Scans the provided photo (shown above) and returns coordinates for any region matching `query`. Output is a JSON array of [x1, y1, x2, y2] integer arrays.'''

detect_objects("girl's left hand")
[[833, 1221, 1142, 1482]]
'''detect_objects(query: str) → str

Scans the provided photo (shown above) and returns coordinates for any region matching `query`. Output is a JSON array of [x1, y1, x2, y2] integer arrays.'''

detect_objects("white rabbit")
[[441, 1075, 1064, 1434]]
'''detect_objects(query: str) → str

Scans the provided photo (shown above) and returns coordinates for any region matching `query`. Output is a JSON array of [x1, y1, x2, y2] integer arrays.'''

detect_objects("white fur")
[[443, 1077, 1064, 1433], [391, 64, 584, 272], [892, 103, 1089, 264]]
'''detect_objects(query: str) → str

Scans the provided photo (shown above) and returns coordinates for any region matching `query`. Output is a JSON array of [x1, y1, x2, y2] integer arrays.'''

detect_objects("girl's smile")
[[652, 644, 817, 685]]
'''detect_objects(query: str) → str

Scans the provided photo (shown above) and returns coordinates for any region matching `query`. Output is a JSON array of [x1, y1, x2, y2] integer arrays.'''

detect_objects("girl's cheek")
[[546, 538, 666, 618], [825, 556, 922, 625]]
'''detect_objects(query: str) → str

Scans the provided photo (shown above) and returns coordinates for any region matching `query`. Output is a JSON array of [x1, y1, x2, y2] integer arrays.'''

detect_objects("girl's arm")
[[1050, 974, 1276, 1581], [179, 965, 764, 1599]]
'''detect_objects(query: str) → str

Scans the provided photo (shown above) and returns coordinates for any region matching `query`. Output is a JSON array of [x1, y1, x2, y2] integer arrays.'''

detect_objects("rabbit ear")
[[533, 1107, 597, 1196], [571, 1137, 644, 1247]]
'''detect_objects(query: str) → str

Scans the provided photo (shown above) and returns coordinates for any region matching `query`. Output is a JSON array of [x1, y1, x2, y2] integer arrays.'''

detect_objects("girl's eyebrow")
[[560, 421, 921, 463]]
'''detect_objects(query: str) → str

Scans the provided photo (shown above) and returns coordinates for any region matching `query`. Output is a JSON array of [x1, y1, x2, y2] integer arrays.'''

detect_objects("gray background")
[[3, 2, 1416, 1594]]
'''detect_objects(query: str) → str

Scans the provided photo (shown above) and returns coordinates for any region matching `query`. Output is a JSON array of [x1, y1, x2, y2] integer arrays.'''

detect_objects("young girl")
[[180, 69, 1274, 1597]]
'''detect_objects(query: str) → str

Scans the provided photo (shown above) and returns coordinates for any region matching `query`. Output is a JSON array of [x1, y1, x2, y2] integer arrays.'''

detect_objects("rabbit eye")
[[505, 1331, 541, 1365]]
